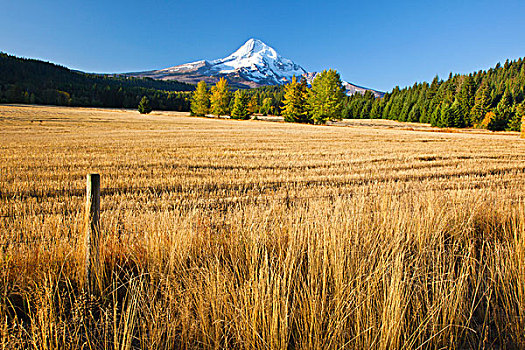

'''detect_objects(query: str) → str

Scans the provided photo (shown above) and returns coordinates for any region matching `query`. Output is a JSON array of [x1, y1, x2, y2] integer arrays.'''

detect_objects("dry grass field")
[[1, 104, 524, 349]]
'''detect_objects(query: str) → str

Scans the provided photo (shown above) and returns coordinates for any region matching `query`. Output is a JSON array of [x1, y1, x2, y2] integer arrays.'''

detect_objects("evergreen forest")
[[344, 58, 525, 131], [0, 52, 194, 111]]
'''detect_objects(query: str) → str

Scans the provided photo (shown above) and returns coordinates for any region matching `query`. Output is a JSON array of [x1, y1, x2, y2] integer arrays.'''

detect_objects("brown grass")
[[0, 104, 524, 349]]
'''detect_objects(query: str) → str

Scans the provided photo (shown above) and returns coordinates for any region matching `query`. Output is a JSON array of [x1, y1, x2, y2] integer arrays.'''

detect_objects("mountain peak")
[[243, 38, 265, 48], [205, 38, 305, 85], [225, 38, 278, 61]]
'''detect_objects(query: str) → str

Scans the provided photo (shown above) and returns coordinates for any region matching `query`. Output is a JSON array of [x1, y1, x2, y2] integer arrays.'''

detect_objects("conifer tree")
[[519, 104, 525, 138], [369, 99, 382, 119], [360, 100, 372, 119], [430, 103, 442, 126], [299, 76, 310, 103], [282, 76, 310, 123], [389, 89, 405, 120], [470, 82, 491, 126], [497, 87, 513, 111], [190, 81, 210, 117], [138, 96, 152, 114], [247, 94, 259, 115], [490, 87, 514, 130], [261, 98, 272, 116], [382, 99, 392, 119], [408, 103, 422, 122], [451, 99, 466, 127], [438, 102, 453, 127], [457, 76, 476, 126], [307, 69, 345, 124], [487, 110, 509, 131], [210, 78, 231, 117], [508, 104, 523, 131], [231, 90, 250, 120]]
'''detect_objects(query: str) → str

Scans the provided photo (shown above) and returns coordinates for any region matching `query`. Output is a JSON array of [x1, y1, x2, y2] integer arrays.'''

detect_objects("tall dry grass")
[[0, 105, 524, 349]]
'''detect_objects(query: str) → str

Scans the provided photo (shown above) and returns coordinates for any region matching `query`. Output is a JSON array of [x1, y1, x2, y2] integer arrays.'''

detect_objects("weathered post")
[[85, 173, 101, 295]]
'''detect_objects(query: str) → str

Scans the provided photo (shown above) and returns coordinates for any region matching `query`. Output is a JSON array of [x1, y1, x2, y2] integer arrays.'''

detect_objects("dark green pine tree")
[[360, 100, 372, 119], [389, 91, 405, 120], [424, 76, 441, 121], [508, 103, 524, 131], [438, 102, 454, 127], [489, 87, 514, 130], [369, 99, 382, 119], [457, 76, 476, 126], [519, 103, 525, 137], [138, 96, 152, 114], [382, 98, 392, 119], [407, 102, 422, 122], [230, 90, 250, 120], [430, 103, 442, 126], [470, 82, 491, 126], [497, 87, 513, 111], [450, 99, 466, 127]]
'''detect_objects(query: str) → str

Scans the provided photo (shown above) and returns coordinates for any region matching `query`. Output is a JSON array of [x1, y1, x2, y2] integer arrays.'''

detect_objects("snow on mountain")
[[210, 38, 307, 84], [126, 39, 307, 87], [125, 38, 383, 96], [158, 60, 209, 74]]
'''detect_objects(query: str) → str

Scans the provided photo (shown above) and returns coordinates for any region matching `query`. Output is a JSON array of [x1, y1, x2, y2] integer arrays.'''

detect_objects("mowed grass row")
[[0, 105, 524, 349]]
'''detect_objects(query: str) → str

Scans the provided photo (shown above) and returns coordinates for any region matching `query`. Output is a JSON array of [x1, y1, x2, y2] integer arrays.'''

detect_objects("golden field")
[[0, 104, 524, 349]]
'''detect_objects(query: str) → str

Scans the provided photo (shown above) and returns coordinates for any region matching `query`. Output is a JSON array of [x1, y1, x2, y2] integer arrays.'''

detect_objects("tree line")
[[344, 58, 525, 131], [0, 52, 194, 111], [2, 50, 524, 131], [191, 69, 346, 124]]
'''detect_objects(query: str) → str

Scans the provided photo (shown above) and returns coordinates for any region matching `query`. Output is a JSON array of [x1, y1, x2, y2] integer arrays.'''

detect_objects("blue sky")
[[1, 0, 525, 92]]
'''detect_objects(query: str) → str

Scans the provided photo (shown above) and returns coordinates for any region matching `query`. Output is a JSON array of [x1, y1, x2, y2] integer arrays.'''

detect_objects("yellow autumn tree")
[[210, 78, 231, 117], [190, 81, 210, 117], [282, 76, 310, 123]]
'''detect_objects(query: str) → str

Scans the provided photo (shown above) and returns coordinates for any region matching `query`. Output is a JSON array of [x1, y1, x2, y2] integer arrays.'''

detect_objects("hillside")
[[0, 52, 194, 110]]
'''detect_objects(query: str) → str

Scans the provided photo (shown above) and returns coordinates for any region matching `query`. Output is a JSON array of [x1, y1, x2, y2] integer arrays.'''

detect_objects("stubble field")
[[0, 104, 524, 349]]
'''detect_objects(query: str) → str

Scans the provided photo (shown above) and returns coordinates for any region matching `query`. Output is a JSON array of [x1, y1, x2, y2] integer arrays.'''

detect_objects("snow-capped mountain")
[[125, 38, 383, 96], [126, 39, 306, 88], [209, 38, 306, 85]]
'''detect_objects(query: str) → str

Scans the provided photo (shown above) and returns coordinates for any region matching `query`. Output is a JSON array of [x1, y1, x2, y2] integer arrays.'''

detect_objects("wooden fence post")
[[85, 173, 101, 295]]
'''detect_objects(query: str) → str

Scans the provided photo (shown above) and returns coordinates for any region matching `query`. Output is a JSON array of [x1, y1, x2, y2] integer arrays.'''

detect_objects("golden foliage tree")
[[282, 76, 310, 123], [210, 78, 231, 117], [190, 81, 210, 117], [307, 69, 345, 124], [247, 94, 259, 115]]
